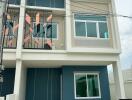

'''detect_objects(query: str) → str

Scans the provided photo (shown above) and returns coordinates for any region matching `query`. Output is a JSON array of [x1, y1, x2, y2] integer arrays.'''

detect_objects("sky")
[[115, 0, 132, 69]]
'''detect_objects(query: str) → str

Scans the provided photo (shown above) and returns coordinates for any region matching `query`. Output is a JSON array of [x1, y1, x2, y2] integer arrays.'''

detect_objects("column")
[[16, 0, 26, 60], [113, 61, 126, 99], [13, 0, 26, 100], [65, 0, 72, 50], [13, 61, 27, 100], [111, 0, 121, 50]]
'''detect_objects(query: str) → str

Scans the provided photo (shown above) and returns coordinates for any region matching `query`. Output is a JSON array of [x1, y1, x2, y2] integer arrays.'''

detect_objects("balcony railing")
[[23, 10, 65, 50], [23, 23, 53, 50]]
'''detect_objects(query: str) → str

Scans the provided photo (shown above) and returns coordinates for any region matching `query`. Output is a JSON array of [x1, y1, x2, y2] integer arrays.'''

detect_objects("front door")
[[26, 68, 61, 100]]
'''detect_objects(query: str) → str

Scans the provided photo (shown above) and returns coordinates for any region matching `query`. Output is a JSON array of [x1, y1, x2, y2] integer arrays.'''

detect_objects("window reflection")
[[75, 73, 100, 98]]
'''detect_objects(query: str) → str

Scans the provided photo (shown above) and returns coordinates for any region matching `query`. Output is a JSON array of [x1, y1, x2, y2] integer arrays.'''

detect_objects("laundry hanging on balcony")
[[23, 11, 53, 49], [46, 24, 52, 38], [24, 13, 32, 44], [4, 14, 15, 47], [25, 14, 31, 24], [33, 23, 45, 37]]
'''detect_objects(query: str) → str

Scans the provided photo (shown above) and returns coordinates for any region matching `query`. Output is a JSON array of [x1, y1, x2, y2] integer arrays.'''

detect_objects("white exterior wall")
[[110, 82, 132, 100], [109, 69, 132, 100]]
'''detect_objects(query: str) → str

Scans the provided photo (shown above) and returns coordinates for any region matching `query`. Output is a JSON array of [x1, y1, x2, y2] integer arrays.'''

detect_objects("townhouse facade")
[[0, 0, 126, 100]]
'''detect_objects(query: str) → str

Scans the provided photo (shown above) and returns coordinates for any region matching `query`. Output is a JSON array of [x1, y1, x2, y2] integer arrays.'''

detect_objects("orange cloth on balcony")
[[13, 24, 19, 33], [47, 14, 52, 22], [36, 12, 40, 25]]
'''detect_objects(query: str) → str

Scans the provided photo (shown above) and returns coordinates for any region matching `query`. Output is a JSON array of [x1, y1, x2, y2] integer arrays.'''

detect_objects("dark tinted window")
[[9, 0, 20, 5], [27, 0, 64, 8]]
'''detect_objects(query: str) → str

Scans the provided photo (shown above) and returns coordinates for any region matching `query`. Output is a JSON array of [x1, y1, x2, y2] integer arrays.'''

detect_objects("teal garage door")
[[25, 68, 61, 100]]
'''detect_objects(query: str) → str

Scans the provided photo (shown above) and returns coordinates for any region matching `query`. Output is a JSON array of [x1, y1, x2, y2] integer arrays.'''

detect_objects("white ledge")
[[67, 48, 121, 54], [9, 4, 20, 8], [3, 49, 16, 53], [26, 5, 65, 12], [22, 49, 66, 54]]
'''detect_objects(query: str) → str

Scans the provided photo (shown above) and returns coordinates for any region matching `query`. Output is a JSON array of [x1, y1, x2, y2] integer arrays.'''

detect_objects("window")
[[74, 14, 109, 39], [75, 21, 86, 37], [74, 73, 101, 99], [27, 0, 64, 8], [9, 0, 20, 5], [32, 22, 58, 39]]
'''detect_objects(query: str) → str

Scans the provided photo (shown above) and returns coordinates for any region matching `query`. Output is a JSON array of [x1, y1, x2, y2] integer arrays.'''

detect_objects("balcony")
[[23, 9, 65, 50]]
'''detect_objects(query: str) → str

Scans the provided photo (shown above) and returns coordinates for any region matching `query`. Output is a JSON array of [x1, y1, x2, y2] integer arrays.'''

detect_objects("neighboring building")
[[109, 69, 132, 100], [0, 0, 126, 100]]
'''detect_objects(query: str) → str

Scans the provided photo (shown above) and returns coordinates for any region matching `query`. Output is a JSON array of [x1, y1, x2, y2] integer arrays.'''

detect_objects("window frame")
[[74, 72, 101, 99], [73, 13, 109, 39], [32, 22, 58, 40]]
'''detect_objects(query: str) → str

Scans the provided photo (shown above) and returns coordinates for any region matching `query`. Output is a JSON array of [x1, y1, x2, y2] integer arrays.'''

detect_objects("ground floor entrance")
[[25, 68, 61, 100], [25, 66, 111, 100]]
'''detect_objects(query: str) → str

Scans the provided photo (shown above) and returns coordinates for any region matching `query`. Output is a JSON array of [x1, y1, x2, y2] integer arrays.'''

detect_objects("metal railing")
[[2, 8, 19, 49], [3, 35, 17, 49], [23, 10, 54, 50], [23, 22, 53, 50]]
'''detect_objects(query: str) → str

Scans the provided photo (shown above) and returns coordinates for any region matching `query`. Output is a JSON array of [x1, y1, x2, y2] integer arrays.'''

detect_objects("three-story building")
[[0, 0, 126, 100]]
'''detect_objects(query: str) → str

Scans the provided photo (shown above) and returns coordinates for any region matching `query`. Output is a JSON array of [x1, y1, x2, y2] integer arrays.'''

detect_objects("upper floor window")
[[74, 14, 109, 39], [26, 0, 64, 8], [74, 73, 101, 99], [9, 0, 20, 5]]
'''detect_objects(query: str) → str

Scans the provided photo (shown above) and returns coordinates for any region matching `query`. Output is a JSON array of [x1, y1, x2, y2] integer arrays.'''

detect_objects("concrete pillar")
[[13, 61, 27, 100], [65, 0, 72, 50], [111, 0, 121, 51], [14, 0, 26, 99], [16, 0, 26, 60], [113, 61, 126, 99]]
